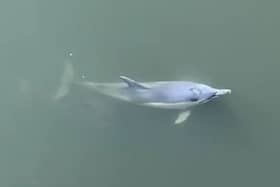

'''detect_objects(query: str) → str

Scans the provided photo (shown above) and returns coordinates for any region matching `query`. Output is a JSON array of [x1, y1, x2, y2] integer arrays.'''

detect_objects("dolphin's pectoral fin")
[[119, 76, 149, 89], [173, 110, 191, 126]]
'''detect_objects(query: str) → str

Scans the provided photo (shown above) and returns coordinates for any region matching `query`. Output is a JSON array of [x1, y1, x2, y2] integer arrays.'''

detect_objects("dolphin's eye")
[[190, 97, 198, 102], [189, 88, 201, 102]]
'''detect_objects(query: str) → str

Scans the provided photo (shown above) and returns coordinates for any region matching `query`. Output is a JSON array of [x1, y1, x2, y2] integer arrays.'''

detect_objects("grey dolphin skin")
[[54, 62, 231, 125]]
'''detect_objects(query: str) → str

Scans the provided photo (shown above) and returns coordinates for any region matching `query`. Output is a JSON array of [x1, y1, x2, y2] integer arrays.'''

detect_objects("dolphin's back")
[[79, 80, 198, 104]]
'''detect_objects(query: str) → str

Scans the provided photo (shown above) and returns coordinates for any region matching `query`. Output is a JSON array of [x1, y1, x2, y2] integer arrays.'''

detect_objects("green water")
[[2, 0, 280, 186]]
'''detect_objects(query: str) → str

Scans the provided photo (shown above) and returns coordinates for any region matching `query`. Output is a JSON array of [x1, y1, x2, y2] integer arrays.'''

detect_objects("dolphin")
[[53, 62, 231, 125]]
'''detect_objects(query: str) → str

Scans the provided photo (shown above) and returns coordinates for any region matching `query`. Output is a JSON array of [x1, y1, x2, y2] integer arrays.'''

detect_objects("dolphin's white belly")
[[140, 102, 196, 110]]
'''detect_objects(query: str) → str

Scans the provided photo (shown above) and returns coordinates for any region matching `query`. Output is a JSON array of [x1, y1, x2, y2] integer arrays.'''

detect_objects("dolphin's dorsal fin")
[[120, 76, 149, 89]]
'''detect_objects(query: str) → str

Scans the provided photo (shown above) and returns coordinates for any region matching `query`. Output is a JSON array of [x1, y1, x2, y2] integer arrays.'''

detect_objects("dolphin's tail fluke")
[[53, 60, 75, 101]]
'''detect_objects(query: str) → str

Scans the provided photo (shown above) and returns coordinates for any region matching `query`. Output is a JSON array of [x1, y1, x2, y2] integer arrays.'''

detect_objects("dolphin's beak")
[[200, 89, 231, 104], [215, 89, 232, 96]]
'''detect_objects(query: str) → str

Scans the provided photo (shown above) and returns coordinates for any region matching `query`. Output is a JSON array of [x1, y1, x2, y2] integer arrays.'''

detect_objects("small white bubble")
[[82, 75, 86, 79], [69, 52, 73, 57]]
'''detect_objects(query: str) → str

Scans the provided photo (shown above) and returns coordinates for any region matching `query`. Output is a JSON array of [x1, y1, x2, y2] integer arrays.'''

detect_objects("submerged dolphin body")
[[54, 63, 231, 125]]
